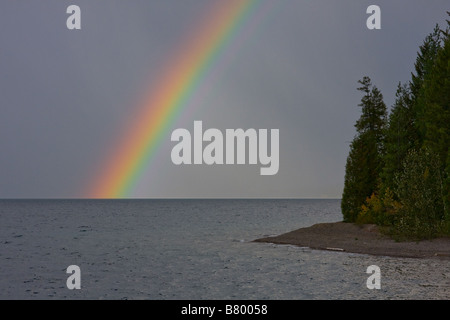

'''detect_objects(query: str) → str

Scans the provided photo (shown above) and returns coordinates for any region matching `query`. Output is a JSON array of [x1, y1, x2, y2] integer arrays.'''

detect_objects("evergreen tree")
[[394, 148, 445, 239], [342, 77, 387, 222], [355, 77, 388, 146], [342, 14, 450, 237], [381, 83, 418, 192], [421, 22, 450, 217], [410, 25, 443, 141], [342, 134, 373, 222]]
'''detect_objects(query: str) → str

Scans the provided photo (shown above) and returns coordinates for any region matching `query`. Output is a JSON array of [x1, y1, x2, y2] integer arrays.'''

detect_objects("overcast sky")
[[0, 0, 448, 198]]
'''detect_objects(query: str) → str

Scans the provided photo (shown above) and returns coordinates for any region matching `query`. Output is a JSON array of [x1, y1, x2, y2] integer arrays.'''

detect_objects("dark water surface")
[[0, 199, 448, 299]]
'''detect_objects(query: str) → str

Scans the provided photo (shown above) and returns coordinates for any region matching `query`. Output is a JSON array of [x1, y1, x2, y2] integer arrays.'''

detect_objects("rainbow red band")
[[87, 0, 263, 198]]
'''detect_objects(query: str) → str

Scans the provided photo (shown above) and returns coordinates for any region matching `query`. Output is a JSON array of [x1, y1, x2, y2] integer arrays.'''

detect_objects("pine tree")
[[381, 83, 418, 192], [410, 25, 443, 142], [394, 148, 445, 239], [388, 13, 450, 234], [421, 21, 450, 218], [355, 77, 387, 146], [342, 77, 387, 222], [342, 14, 450, 236]]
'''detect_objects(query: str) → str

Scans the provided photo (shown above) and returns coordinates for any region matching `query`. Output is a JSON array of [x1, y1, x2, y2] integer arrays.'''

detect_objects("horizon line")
[[0, 197, 342, 200]]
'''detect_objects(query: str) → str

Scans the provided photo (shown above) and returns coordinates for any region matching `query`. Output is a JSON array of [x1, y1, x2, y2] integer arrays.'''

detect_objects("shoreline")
[[254, 222, 450, 260]]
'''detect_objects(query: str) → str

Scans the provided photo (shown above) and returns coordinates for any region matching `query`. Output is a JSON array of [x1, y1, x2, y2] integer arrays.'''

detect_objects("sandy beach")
[[254, 222, 450, 259]]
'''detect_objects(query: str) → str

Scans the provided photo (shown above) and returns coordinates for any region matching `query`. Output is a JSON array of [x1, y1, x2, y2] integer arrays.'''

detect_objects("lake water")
[[0, 199, 448, 299]]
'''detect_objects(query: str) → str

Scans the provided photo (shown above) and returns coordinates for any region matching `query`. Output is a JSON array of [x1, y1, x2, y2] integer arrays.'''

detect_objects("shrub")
[[356, 187, 401, 226]]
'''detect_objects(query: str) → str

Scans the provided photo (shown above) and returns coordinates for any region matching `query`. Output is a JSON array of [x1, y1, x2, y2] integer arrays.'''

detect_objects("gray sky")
[[0, 0, 448, 198]]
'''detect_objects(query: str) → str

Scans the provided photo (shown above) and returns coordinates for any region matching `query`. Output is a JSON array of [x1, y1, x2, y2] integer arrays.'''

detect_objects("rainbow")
[[87, 0, 270, 198]]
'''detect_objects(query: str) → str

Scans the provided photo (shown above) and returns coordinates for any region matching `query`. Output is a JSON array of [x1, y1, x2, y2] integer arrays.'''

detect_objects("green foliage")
[[355, 77, 388, 143], [412, 24, 446, 145], [341, 77, 387, 222], [446, 152, 450, 220], [392, 148, 445, 240], [410, 25, 443, 101], [381, 83, 418, 192], [342, 14, 450, 239], [421, 30, 450, 219], [342, 134, 373, 222]]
